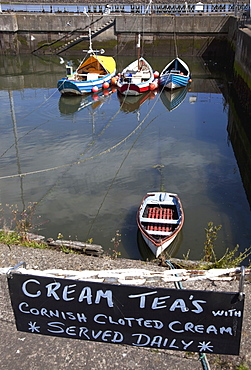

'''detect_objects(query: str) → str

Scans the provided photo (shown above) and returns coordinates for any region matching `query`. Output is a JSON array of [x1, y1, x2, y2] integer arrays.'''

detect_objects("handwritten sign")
[[7, 273, 244, 355]]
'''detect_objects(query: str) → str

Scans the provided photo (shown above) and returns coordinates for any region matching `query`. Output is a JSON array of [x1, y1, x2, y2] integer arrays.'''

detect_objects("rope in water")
[[0, 82, 166, 182]]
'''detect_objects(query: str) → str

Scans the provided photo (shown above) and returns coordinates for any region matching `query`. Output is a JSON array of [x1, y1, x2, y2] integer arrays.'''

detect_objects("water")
[[0, 54, 250, 263]]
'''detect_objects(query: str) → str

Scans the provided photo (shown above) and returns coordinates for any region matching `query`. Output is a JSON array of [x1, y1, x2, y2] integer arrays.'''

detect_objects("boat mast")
[[83, 11, 93, 55], [137, 33, 141, 70]]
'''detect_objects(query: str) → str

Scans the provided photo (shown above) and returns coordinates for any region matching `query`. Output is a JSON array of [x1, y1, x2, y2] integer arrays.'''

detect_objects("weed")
[[201, 222, 251, 269], [110, 230, 121, 259], [203, 222, 222, 263]]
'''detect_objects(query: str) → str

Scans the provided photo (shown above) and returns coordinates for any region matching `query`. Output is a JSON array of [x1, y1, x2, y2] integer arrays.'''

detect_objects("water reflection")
[[59, 90, 113, 115], [0, 54, 251, 263], [160, 86, 188, 112], [117, 91, 157, 113]]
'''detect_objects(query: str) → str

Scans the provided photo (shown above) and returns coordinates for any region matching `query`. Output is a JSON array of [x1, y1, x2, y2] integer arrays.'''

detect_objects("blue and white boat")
[[159, 57, 191, 90], [57, 26, 116, 95]]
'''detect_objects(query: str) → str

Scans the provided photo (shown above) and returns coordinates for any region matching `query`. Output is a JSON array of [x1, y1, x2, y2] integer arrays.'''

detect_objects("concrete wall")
[[0, 13, 235, 33], [234, 27, 251, 88], [115, 14, 235, 34], [0, 13, 238, 55]]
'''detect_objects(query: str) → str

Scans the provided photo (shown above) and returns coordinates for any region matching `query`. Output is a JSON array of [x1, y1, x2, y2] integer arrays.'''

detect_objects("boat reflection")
[[58, 89, 114, 115], [117, 90, 157, 113], [137, 229, 182, 261], [160, 86, 188, 111]]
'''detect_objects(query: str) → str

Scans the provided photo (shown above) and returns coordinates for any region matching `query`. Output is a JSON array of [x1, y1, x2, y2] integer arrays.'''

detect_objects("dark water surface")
[[0, 54, 250, 262]]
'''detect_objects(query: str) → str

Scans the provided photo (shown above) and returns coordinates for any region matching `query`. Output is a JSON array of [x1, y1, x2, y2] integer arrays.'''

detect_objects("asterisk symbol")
[[198, 341, 213, 352], [28, 321, 40, 333]]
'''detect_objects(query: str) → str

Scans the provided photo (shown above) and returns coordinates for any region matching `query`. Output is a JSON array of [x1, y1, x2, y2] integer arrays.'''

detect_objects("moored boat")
[[57, 54, 116, 95], [57, 24, 116, 95], [159, 57, 191, 90], [137, 192, 184, 257], [116, 34, 158, 96], [117, 57, 158, 96]]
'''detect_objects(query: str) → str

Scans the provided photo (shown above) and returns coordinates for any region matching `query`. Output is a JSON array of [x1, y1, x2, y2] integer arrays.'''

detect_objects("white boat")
[[116, 34, 158, 96], [137, 192, 184, 257]]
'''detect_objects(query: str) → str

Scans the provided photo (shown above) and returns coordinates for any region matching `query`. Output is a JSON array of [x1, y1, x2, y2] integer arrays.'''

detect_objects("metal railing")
[[0, 2, 249, 15]]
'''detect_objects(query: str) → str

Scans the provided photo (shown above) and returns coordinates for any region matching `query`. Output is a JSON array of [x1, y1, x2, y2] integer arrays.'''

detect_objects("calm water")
[[0, 54, 250, 263]]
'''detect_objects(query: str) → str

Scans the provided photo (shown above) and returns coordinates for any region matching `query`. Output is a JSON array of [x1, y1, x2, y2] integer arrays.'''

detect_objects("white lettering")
[[94, 314, 106, 324], [150, 336, 162, 347], [66, 326, 76, 336], [206, 325, 218, 335], [181, 340, 194, 350], [47, 321, 65, 334], [78, 287, 92, 304], [151, 296, 170, 310], [128, 291, 157, 308], [191, 300, 206, 314], [168, 321, 184, 333], [95, 290, 113, 307], [132, 333, 151, 346], [22, 279, 41, 298], [62, 284, 76, 301], [220, 327, 233, 335], [169, 299, 189, 312], [79, 327, 90, 339], [45, 282, 61, 300], [102, 330, 112, 341], [169, 339, 179, 348]]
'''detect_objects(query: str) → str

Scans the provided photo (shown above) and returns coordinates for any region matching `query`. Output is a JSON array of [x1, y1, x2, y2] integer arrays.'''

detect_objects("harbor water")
[[0, 53, 250, 262]]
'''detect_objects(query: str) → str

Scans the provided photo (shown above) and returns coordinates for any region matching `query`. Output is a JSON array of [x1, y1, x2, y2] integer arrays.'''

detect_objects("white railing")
[[0, 3, 249, 15]]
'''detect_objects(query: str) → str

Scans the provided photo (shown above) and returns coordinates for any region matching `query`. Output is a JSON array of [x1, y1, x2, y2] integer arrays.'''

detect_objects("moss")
[[234, 60, 251, 90], [17, 35, 28, 46]]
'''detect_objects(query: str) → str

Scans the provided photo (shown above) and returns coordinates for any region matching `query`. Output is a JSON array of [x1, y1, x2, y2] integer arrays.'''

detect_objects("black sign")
[[7, 273, 244, 355]]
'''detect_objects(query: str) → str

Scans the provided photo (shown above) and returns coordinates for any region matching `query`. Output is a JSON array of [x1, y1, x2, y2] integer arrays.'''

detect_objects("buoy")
[[111, 77, 117, 85], [92, 86, 98, 93], [153, 71, 159, 78], [103, 82, 109, 89]]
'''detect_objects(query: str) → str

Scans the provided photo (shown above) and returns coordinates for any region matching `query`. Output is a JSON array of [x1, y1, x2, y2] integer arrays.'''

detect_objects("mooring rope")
[[0, 84, 166, 181], [165, 259, 211, 370], [86, 85, 166, 237]]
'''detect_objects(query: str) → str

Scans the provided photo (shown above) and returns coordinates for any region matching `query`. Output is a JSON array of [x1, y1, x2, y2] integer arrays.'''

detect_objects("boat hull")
[[57, 73, 116, 95], [159, 73, 190, 90], [117, 82, 152, 96], [117, 57, 156, 96], [137, 192, 184, 258], [141, 232, 177, 257]]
